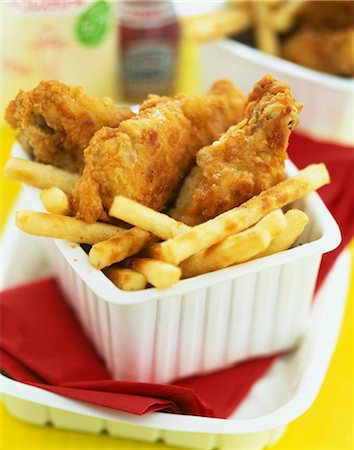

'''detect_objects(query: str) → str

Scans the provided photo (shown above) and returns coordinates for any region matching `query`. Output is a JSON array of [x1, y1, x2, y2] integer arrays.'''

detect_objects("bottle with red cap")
[[117, 0, 181, 102]]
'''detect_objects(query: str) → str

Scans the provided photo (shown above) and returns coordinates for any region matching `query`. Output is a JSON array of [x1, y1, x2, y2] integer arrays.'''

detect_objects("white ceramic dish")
[[10, 144, 341, 384], [200, 40, 354, 146], [1, 213, 350, 449]]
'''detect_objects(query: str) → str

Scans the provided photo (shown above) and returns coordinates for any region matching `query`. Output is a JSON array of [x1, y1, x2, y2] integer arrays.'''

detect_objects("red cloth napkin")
[[1, 132, 352, 419], [0, 277, 275, 419], [288, 132, 354, 287]]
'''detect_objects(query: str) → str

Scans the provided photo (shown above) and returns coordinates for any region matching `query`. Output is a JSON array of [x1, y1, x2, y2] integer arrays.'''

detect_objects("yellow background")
[[1, 40, 353, 449]]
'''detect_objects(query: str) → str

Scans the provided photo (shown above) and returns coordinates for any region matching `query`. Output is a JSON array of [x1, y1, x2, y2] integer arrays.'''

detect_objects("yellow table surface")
[[1, 40, 353, 449]]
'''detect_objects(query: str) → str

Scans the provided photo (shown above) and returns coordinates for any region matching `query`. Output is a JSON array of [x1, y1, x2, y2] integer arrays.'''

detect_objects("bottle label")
[[122, 40, 176, 96], [75, 0, 112, 47]]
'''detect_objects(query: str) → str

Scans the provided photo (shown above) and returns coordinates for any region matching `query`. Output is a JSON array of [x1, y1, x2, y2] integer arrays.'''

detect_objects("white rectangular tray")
[[1, 203, 350, 449]]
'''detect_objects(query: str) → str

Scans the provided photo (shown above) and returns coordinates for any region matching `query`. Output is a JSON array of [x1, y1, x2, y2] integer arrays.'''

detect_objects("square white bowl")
[[200, 40, 354, 146], [12, 143, 341, 384]]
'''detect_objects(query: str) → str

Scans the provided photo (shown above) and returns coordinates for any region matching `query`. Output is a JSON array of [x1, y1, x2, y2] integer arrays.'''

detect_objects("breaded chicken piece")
[[298, 1, 354, 30], [5, 81, 134, 173], [72, 80, 245, 223], [281, 27, 354, 77], [171, 75, 301, 225], [279, 1, 354, 77]]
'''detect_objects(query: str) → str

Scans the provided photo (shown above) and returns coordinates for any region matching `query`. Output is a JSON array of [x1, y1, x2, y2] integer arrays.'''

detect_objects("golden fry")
[[182, 7, 250, 42], [180, 209, 286, 278], [109, 196, 190, 240], [131, 258, 181, 289], [256, 208, 309, 258], [94, 195, 189, 270], [252, 1, 280, 55], [104, 267, 147, 291], [40, 187, 72, 216], [4, 157, 79, 193], [16, 211, 123, 244], [151, 164, 329, 265], [271, 1, 305, 33], [89, 227, 156, 270]]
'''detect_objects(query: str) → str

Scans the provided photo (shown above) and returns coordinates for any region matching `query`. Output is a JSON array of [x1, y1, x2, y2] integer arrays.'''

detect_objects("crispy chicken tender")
[[281, 27, 354, 77], [5, 81, 134, 173], [171, 75, 301, 225], [72, 80, 245, 223]]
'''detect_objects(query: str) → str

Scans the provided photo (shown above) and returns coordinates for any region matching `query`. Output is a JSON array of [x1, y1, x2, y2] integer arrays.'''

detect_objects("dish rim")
[[212, 39, 354, 91]]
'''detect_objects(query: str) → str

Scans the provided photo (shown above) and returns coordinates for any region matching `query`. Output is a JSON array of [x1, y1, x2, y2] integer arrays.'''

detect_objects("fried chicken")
[[171, 75, 301, 226], [281, 27, 354, 77], [72, 80, 245, 223], [279, 1, 354, 77], [5, 81, 134, 173], [297, 1, 354, 30]]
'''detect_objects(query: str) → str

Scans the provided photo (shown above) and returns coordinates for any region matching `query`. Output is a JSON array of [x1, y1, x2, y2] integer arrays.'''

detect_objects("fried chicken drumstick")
[[171, 75, 302, 225], [5, 81, 134, 173], [72, 80, 245, 223]]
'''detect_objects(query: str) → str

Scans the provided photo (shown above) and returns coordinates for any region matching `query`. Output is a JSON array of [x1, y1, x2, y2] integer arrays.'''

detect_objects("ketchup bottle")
[[117, 0, 180, 102]]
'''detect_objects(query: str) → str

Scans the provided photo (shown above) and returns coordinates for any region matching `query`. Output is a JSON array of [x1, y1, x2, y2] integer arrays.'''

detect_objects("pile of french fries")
[[5, 156, 330, 291], [182, 0, 304, 56]]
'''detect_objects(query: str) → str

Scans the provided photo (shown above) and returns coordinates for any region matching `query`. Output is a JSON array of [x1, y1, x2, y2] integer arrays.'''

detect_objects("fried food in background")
[[171, 75, 301, 226], [181, 3, 250, 42], [249, 0, 306, 56], [252, 0, 354, 77], [282, 27, 354, 78], [280, 1, 354, 77], [72, 80, 245, 224], [5, 81, 134, 173], [297, 1, 354, 29], [183, 0, 354, 77]]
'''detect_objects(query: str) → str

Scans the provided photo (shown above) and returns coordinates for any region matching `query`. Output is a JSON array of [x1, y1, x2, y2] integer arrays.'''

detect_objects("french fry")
[[104, 267, 147, 291], [40, 187, 72, 216], [151, 164, 330, 265], [252, 1, 280, 55], [182, 6, 250, 42], [16, 211, 124, 244], [252, 0, 303, 55], [271, 1, 305, 33], [130, 258, 181, 289], [92, 196, 189, 270], [109, 195, 190, 240], [89, 227, 156, 270], [180, 209, 286, 278], [255, 208, 309, 258], [4, 157, 79, 193]]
